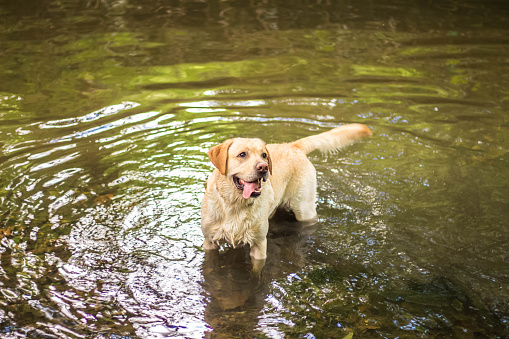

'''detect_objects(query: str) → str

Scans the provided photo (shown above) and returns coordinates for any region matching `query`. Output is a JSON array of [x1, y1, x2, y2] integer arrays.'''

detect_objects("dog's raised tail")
[[291, 123, 371, 155]]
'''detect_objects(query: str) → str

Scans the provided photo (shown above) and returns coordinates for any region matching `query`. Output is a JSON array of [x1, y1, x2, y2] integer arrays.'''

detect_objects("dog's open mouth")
[[233, 175, 264, 199]]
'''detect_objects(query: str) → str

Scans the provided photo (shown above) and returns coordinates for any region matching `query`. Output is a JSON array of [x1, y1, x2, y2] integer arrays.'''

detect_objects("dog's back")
[[266, 123, 372, 221]]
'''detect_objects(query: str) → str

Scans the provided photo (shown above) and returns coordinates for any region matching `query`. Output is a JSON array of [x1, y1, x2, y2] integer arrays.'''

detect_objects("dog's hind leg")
[[291, 197, 317, 221], [289, 175, 318, 222]]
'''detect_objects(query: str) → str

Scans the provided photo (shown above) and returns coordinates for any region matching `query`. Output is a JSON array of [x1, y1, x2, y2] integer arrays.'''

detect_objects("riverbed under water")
[[1, 0, 509, 338]]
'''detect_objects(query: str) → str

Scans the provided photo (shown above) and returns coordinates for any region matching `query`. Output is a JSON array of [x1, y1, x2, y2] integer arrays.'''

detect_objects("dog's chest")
[[212, 201, 262, 245], [203, 178, 274, 247]]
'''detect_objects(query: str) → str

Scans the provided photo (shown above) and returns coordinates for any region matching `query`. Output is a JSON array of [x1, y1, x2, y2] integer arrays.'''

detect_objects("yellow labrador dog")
[[201, 124, 371, 266]]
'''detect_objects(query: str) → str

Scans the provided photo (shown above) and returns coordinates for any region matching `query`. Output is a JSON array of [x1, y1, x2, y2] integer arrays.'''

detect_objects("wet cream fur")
[[201, 123, 372, 263]]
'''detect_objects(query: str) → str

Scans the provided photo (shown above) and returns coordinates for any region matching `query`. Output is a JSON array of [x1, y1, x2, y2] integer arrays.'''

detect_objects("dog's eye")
[[237, 152, 247, 158], [262, 153, 267, 159]]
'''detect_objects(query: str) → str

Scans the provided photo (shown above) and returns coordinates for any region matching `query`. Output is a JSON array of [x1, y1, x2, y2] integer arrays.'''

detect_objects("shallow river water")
[[1, 0, 509, 338]]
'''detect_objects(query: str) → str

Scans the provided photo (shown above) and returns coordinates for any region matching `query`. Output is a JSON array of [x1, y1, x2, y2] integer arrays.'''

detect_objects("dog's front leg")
[[250, 217, 269, 260], [250, 237, 267, 260], [202, 237, 219, 250], [250, 224, 268, 273], [250, 237, 267, 274]]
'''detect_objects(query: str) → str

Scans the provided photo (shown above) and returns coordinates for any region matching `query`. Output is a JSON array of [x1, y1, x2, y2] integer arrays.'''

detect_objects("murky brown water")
[[1, 0, 509, 338]]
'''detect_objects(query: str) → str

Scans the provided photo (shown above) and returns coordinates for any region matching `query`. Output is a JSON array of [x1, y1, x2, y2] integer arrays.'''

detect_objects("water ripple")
[[41, 102, 141, 129]]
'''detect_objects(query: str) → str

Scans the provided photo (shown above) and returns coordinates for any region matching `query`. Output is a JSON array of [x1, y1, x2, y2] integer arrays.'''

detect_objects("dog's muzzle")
[[233, 175, 266, 199]]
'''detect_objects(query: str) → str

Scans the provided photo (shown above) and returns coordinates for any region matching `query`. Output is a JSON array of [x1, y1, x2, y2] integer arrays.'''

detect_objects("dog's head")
[[208, 138, 272, 199]]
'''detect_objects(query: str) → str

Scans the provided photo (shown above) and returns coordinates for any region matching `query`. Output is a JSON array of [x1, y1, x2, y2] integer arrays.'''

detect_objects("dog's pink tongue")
[[242, 182, 258, 199]]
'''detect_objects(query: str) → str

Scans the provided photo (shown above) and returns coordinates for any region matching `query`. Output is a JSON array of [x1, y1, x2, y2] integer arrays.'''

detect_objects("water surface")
[[1, 0, 509, 337]]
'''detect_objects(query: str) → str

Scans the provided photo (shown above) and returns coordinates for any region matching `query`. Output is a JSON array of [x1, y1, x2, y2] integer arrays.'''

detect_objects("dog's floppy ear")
[[265, 147, 273, 175], [208, 139, 234, 176]]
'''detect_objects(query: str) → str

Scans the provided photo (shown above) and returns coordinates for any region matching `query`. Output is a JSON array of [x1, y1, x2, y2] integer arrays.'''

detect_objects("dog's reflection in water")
[[201, 212, 315, 338]]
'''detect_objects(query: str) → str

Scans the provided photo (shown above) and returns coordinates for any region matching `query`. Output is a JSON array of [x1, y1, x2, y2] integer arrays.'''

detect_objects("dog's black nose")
[[256, 162, 268, 173]]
